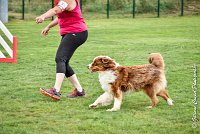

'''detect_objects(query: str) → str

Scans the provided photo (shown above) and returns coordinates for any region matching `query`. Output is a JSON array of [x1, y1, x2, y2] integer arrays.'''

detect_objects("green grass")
[[0, 16, 200, 134]]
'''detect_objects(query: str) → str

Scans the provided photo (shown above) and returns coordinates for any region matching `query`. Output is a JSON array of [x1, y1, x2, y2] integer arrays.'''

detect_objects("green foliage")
[[110, 0, 127, 10], [8, 0, 52, 14], [137, 0, 156, 13], [84, 0, 105, 12], [8, 0, 184, 14], [7, 0, 200, 19], [160, 0, 178, 11], [8, 5, 22, 13], [0, 16, 200, 133]]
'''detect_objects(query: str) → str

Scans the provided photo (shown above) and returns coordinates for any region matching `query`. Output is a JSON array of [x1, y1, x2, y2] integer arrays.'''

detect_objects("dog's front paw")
[[89, 104, 97, 108], [106, 108, 119, 112]]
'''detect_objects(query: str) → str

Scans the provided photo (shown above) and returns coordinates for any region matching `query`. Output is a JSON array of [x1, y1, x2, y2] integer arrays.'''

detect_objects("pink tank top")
[[56, 0, 88, 35]]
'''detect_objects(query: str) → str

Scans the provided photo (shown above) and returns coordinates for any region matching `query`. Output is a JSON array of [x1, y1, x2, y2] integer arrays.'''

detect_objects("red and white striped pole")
[[0, 20, 17, 64]]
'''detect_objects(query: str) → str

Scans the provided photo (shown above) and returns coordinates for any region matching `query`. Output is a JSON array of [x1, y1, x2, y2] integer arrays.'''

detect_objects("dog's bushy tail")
[[148, 53, 164, 69]]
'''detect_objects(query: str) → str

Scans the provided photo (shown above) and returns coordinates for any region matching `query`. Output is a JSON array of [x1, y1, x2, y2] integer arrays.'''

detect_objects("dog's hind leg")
[[89, 92, 113, 108], [157, 90, 173, 106], [144, 86, 159, 108]]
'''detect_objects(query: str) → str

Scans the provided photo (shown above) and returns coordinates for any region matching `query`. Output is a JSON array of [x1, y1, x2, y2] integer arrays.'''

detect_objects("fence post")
[[80, 0, 82, 11], [157, 0, 160, 17], [22, 0, 25, 20], [52, 0, 54, 20], [0, 0, 8, 23], [133, 0, 135, 18], [107, 0, 110, 19], [181, 0, 184, 16]]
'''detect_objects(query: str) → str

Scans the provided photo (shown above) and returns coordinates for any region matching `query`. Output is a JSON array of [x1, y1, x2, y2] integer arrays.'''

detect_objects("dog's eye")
[[92, 61, 100, 66], [97, 61, 102, 64]]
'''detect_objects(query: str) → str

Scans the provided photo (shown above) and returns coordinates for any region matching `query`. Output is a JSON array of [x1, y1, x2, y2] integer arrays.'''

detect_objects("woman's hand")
[[36, 16, 45, 24], [41, 27, 50, 36]]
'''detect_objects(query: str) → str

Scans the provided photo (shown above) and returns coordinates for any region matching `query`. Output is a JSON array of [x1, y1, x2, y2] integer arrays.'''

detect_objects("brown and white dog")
[[87, 53, 173, 111]]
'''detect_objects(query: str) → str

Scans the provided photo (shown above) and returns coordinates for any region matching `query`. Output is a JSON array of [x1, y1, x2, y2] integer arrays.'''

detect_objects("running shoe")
[[39, 87, 61, 101], [67, 88, 85, 98]]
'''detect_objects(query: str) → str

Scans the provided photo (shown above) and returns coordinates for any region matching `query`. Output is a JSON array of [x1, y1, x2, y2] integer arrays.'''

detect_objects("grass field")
[[0, 16, 200, 134]]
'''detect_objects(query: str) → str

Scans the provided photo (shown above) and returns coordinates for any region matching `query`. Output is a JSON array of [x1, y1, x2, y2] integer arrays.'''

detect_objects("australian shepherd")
[[87, 53, 173, 111]]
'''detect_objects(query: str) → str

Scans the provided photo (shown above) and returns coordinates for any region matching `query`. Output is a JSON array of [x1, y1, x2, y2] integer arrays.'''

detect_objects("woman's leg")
[[54, 73, 65, 92], [67, 74, 83, 92], [55, 31, 88, 93]]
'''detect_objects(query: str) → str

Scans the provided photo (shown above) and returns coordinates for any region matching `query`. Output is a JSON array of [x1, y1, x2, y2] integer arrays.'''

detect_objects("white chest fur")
[[98, 70, 117, 92]]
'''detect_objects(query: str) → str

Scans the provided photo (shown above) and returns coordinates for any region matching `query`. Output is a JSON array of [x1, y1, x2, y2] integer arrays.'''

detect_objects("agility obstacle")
[[0, 20, 17, 63]]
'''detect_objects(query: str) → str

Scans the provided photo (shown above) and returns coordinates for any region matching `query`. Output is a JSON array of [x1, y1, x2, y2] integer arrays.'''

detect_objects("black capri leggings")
[[55, 30, 88, 77]]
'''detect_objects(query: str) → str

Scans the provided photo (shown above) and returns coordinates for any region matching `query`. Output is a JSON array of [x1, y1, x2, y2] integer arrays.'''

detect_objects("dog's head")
[[87, 56, 119, 72]]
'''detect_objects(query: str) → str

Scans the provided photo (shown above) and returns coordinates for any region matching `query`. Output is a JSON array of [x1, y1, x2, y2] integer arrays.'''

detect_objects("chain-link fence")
[[8, 0, 200, 20]]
